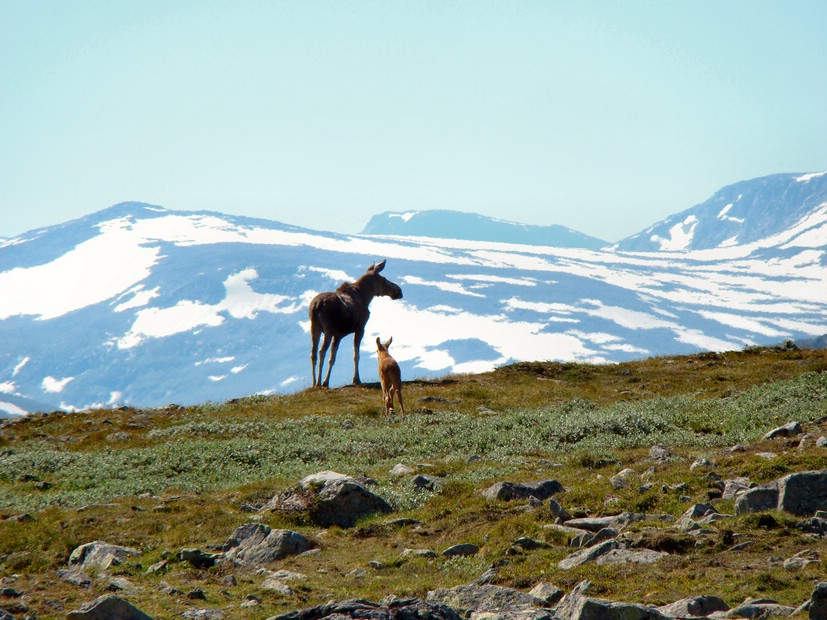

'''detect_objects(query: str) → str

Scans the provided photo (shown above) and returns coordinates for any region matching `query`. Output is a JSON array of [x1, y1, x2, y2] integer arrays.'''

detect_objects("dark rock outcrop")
[[735, 470, 827, 516], [268, 597, 462, 620], [66, 594, 153, 620], [482, 480, 564, 502]]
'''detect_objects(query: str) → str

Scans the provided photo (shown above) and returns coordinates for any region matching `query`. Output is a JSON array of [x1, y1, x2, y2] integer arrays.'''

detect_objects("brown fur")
[[309, 260, 402, 388], [376, 336, 404, 416]]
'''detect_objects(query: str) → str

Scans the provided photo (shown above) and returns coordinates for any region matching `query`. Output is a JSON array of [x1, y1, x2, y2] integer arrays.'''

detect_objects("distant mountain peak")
[[613, 171, 827, 252], [361, 209, 608, 249]]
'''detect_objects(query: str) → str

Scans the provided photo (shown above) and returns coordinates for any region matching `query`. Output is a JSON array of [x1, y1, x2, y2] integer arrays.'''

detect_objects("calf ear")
[[386, 336, 393, 347], [376, 336, 381, 347]]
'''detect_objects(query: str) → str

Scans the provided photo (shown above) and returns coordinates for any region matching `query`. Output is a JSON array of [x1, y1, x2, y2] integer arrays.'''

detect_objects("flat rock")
[[657, 596, 729, 618], [268, 597, 462, 620], [427, 584, 550, 614], [594, 548, 668, 566], [728, 602, 797, 618], [563, 512, 672, 533], [558, 540, 619, 570]]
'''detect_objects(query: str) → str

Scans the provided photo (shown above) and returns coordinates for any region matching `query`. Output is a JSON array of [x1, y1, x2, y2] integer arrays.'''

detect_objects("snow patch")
[[650, 215, 698, 251], [117, 269, 300, 348], [0, 401, 27, 416], [390, 211, 419, 222], [363, 297, 602, 374], [42, 376, 74, 393], [13, 357, 30, 377], [795, 170, 827, 182], [402, 275, 485, 298], [448, 273, 537, 287], [717, 204, 744, 224], [0, 223, 160, 320], [114, 286, 160, 312], [195, 357, 236, 366]]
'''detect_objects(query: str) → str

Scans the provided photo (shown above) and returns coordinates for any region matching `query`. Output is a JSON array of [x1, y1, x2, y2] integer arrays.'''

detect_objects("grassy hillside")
[[1, 346, 827, 618]]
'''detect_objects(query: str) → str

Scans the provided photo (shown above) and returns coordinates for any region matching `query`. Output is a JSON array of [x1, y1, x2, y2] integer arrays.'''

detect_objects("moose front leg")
[[352, 328, 364, 385]]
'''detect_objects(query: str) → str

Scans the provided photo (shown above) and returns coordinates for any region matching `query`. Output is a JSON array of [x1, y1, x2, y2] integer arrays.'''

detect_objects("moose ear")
[[376, 336, 381, 347], [366, 262, 376, 272], [374, 259, 386, 273], [386, 336, 393, 347]]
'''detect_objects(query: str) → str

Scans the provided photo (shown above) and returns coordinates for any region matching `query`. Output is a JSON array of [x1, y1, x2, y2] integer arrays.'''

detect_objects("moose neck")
[[353, 274, 378, 305]]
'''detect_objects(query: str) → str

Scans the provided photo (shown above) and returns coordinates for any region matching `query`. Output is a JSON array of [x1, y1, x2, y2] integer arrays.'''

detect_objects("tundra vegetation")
[[1, 345, 826, 619]]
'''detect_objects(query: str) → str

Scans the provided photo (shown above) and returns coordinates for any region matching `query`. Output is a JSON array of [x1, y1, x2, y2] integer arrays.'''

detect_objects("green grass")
[[1, 346, 826, 619]]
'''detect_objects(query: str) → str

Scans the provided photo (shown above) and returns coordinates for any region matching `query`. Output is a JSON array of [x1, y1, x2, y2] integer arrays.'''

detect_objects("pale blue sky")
[[2, 1, 826, 242]]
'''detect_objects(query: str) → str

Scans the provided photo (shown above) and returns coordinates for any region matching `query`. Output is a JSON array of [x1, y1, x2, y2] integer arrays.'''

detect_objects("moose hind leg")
[[322, 336, 341, 388], [317, 334, 331, 388], [310, 328, 322, 387]]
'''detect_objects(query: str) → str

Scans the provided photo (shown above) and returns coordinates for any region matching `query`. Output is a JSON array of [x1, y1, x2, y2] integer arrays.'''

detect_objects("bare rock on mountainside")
[[68, 541, 140, 572], [265, 471, 393, 528], [223, 522, 311, 566], [735, 469, 827, 516], [66, 594, 153, 620], [656, 595, 729, 618], [554, 580, 670, 620], [810, 582, 827, 620], [269, 597, 463, 620], [763, 420, 804, 440], [482, 480, 564, 502], [426, 584, 551, 616]]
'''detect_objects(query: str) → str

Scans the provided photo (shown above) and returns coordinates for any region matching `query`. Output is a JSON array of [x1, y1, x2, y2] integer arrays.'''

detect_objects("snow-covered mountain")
[[613, 171, 827, 251], [1, 171, 826, 412], [0, 393, 57, 419], [362, 210, 608, 249]]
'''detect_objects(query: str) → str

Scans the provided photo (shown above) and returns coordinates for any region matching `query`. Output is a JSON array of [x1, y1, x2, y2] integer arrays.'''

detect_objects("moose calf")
[[376, 336, 405, 416]]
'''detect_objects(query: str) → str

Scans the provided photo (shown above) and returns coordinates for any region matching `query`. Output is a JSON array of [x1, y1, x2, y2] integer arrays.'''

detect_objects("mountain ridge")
[[361, 209, 608, 249], [613, 171, 827, 251], [1, 171, 826, 412]]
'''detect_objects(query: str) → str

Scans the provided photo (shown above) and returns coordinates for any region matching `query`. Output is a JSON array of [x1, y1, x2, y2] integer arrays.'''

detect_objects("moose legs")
[[310, 327, 364, 388], [352, 328, 364, 385], [311, 329, 341, 389]]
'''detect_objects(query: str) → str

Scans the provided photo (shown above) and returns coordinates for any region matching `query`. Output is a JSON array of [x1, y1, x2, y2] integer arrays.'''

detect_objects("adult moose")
[[309, 260, 403, 388]]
